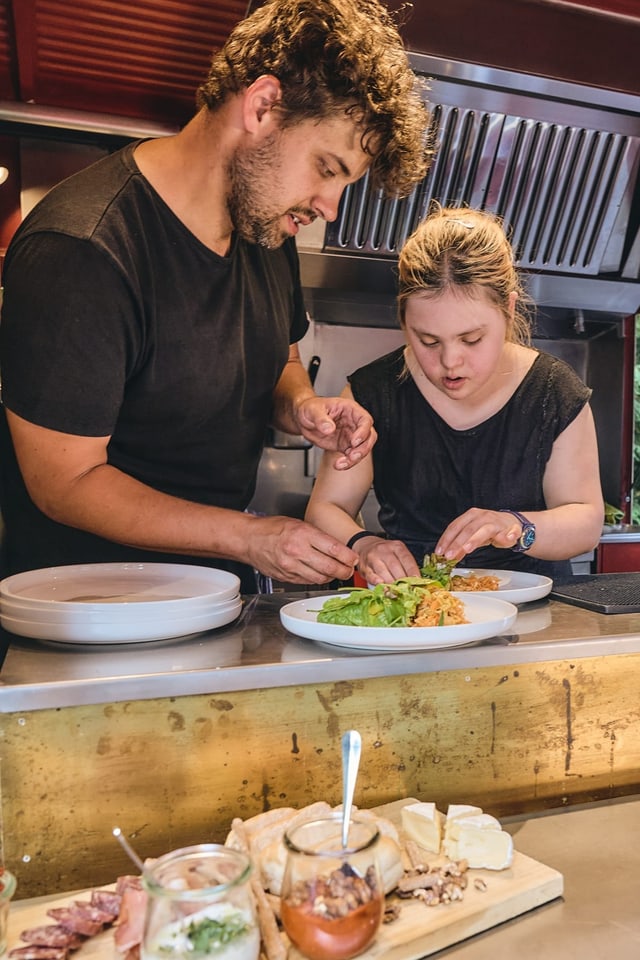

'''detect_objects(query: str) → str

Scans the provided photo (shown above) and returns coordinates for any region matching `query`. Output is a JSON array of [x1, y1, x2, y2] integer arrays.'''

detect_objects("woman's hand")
[[435, 508, 521, 561], [352, 535, 421, 585]]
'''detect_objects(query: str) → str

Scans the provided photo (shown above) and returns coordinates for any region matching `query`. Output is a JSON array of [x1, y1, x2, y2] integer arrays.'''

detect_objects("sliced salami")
[[19, 926, 84, 949], [9, 947, 69, 960], [45, 909, 102, 938], [11, 876, 133, 960], [89, 889, 122, 917], [72, 902, 115, 924]]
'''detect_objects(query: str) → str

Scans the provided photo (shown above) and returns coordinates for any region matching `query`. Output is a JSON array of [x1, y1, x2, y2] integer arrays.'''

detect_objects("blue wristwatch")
[[500, 509, 536, 552]]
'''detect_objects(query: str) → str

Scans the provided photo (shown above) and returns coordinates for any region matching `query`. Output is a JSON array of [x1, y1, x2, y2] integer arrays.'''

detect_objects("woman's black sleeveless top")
[[348, 348, 591, 579]]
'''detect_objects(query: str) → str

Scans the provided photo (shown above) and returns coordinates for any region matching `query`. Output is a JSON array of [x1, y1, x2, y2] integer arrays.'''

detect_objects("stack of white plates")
[[0, 562, 243, 644]]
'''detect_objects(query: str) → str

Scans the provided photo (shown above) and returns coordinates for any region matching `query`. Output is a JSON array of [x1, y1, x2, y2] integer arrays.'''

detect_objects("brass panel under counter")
[[3, 647, 640, 898]]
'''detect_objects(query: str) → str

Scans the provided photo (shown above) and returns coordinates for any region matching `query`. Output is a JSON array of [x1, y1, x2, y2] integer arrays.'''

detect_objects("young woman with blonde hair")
[[305, 206, 604, 583]]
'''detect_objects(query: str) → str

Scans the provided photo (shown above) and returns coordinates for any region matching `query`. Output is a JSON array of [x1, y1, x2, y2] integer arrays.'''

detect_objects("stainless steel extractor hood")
[[299, 53, 640, 315]]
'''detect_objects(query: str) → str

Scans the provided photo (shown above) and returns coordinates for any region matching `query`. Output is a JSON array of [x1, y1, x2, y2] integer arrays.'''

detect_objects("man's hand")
[[294, 395, 377, 470], [246, 516, 358, 584]]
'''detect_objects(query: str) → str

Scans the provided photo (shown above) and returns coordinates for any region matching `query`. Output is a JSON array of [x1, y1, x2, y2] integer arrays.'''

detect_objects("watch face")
[[520, 526, 536, 550]]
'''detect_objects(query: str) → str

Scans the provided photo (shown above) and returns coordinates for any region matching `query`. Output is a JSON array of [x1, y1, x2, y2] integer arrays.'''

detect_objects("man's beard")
[[227, 131, 293, 249]]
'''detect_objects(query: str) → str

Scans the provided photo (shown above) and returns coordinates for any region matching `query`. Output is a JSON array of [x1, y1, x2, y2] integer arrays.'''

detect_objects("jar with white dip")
[[141, 844, 259, 960], [0, 869, 16, 956]]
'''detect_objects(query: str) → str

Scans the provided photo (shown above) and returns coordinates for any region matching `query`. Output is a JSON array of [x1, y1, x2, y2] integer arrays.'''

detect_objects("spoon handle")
[[112, 826, 146, 872], [341, 729, 362, 848]]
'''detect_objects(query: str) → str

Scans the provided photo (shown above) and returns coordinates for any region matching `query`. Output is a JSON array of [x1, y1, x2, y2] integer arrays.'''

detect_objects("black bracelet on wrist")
[[346, 530, 379, 550]]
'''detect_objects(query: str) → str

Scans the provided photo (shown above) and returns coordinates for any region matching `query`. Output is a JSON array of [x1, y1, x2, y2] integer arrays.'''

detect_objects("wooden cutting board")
[[6, 799, 564, 960], [291, 799, 564, 959]]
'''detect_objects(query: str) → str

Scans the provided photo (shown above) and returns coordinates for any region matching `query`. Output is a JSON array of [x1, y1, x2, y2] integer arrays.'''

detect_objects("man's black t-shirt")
[[0, 143, 308, 588]]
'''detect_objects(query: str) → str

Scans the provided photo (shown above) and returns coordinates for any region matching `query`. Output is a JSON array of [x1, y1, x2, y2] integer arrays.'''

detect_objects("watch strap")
[[500, 509, 529, 527], [499, 509, 536, 552]]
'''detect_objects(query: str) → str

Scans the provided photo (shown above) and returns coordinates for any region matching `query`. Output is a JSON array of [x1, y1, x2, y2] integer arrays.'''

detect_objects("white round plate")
[[451, 569, 552, 604], [0, 563, 241, 616], [279, 593, 518, 652], [0, 593, 241, 625], [0, 598, 243, 644]]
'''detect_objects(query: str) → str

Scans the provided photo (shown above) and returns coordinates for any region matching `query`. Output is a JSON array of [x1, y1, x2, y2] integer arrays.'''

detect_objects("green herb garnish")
[[185, 914, 250, 954], [419, 553, 458, 587]]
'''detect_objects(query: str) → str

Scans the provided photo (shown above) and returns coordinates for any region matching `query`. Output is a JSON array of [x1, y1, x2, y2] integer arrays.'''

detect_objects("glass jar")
[[280, 815, 384, 960], [141, 844, 260, 960], [0, 869, 17, 956]]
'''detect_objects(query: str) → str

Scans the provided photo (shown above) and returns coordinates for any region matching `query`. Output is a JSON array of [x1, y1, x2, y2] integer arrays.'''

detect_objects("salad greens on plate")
[[316, 555, 463, 628], [317, 576, 445, 628]]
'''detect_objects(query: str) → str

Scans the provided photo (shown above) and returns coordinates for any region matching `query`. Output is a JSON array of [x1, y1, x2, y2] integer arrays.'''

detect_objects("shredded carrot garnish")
[[450, 574, 500, 592], [412, 589, 469, 627]]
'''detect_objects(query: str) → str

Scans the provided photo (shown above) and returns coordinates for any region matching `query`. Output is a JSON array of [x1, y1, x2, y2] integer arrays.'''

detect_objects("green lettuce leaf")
[[316, 578, 443, 628], [419, 553, 458, 587]]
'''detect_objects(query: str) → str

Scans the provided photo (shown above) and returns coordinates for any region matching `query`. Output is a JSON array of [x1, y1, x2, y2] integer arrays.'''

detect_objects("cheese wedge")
[[443, 804, 482, 845], [446, 811, 501, 841], [443, 813, 514, 869], [400, 801, 445, 854]]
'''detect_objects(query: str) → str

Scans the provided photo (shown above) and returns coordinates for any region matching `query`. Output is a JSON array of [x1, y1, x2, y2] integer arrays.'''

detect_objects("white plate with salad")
[[279, 592, 518, 652]]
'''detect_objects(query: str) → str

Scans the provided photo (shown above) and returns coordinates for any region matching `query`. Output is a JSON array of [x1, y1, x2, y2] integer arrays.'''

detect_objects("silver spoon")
[[112, 826, 146, 873], [341, 729, 362, 848]]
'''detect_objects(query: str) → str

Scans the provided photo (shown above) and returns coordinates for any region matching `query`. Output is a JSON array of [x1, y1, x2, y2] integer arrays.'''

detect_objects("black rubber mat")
[[550, 573, 640, 614]]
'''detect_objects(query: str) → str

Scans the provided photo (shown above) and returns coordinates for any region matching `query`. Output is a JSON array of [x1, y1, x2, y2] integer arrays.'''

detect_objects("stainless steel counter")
[[601, 524, 640, 543], [2, 591, 640, 712]]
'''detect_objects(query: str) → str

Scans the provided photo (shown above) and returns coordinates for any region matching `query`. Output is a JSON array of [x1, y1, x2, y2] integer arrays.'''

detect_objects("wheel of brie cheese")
[[401, 800, 514, 870]]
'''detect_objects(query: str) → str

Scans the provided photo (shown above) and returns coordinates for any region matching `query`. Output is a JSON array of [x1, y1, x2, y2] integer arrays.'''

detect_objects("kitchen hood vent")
[[304, 54, 640, 314]]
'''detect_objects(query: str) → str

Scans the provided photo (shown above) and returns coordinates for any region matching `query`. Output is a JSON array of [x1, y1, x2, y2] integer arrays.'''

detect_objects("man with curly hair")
[[0, 0, 430, 592]]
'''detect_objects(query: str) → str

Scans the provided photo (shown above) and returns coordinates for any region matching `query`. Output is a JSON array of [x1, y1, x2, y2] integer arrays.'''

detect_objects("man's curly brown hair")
[[196, 0, 431, 197]]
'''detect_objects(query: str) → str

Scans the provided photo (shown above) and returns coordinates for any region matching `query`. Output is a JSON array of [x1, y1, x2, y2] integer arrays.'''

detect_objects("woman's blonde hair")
[[397, 205, 532, 344]]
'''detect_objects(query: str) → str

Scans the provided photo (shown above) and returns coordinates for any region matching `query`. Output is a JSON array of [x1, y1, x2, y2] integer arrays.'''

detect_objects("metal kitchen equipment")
[[304, 53, 640, 313], [550, 573, 640, 614]]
